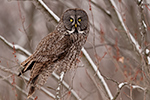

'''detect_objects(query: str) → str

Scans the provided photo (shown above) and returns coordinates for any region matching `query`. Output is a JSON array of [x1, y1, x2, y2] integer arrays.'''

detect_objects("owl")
[[18, 8, 89, 98]]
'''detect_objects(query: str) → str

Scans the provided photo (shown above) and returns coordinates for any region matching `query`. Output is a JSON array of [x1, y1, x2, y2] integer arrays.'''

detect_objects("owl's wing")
[[19, 32, 72, 75], [19, 32, 73, 97], [33, 32, 72, 63]]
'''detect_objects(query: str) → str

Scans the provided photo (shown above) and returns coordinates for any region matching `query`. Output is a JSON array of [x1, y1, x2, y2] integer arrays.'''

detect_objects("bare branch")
[[0, 74, 35, 100], [113, 82, 146, 100], [0, 64, 55, 99], [135, 0, 150, 85], [0, 35, 32, 56], [52, 72, 82, 100], [31, 0, 59, 24], [103, 0, 142, 56], [81, 48, 113, 99]]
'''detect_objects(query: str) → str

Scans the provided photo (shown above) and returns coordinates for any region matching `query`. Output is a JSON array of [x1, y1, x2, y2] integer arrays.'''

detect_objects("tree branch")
[[103, 0, 142, 56], [0, 74, 35, 100], [0, 35, 31, 56], [0, 64, 56, 99]]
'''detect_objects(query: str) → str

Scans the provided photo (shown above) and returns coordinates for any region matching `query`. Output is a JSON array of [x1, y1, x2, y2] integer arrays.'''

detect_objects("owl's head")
[[62, 8, 89, 35]]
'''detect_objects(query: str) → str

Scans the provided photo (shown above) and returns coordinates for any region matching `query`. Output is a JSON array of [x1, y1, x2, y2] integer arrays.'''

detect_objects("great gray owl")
[[18, 8, 89, 98]]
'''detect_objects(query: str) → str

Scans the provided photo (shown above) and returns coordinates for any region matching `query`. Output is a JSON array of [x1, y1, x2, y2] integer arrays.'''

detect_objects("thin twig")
[[110, 0, 142, 53], [0, 65, 55, 99], [81, 48, 113, 99], [113, 82, 146, 100], [112, 82, 127, 100], [135, 0, 150, 84], [90, 0, 111, 17], [0, 75, 35, 100]]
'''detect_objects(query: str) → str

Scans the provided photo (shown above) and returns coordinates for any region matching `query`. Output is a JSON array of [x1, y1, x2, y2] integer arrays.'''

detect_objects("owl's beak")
[[75, 24, 77, 28]]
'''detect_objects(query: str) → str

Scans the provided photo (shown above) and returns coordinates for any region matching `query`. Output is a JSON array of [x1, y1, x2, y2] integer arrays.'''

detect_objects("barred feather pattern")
[[18, 8, 89, 98]]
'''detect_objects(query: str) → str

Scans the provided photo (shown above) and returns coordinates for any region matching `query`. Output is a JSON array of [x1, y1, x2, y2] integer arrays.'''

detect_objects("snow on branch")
[[52, 72, 82, 100], [0, 35, 32, 56], [112, 82, 146, 100], [82, 48, 113, 99], [119, 82, 146, 91]]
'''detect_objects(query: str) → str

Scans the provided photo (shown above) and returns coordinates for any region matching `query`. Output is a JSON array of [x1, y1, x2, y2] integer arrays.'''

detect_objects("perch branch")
[[52, 72, 82, 100], [55, 72, 64, 100]]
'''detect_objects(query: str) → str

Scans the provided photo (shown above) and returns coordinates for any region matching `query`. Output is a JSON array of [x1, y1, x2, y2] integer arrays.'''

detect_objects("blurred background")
[[0, 0, 150, 100]]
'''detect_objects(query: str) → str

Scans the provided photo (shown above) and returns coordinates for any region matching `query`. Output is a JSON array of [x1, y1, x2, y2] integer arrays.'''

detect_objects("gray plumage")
[[18, 8, 89, 98]]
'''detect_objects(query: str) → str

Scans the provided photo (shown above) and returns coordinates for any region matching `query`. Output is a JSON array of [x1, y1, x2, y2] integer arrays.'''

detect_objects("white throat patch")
[[78, 30, 84, 34], [66, 28, 84, 34], [67, 28, 75, 34]]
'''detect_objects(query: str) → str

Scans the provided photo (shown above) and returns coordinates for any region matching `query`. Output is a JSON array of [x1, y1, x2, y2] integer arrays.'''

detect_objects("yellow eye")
[[70, 18, 73, 22], [78, 18, 81, 22]]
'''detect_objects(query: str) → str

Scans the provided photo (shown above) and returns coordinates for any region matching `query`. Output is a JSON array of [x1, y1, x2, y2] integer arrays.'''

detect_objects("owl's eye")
[[70, 18, 73, 22], [78, 18, 81, 22]]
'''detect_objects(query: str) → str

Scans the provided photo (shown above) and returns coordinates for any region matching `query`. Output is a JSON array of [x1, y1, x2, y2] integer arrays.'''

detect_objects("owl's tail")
[[18, 55, 35, 76], [18, 55, 38, 98], [27, 63, 45, 98], [18, 56, 50, 98], [27, 75, 39, 99], [27, 63, 52, 98], [27, 86, 36, 99]]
